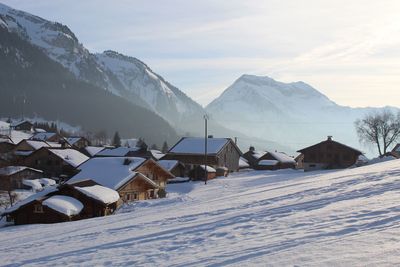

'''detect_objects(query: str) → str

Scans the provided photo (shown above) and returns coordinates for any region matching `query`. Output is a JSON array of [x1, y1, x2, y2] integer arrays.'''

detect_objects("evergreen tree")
[[161, 141, 169, 153], [112, 131, 121, 147]]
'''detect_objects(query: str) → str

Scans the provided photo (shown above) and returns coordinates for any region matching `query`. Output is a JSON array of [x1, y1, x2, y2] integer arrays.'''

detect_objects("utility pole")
[[204, 114, 209, 185]]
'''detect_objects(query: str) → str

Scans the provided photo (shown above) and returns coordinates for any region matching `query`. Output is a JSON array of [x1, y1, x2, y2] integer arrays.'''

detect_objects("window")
[[34, 204, 44, 213]]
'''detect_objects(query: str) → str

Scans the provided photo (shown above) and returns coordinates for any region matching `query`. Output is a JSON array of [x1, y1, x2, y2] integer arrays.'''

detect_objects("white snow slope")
[[1, 160, 400, 266]]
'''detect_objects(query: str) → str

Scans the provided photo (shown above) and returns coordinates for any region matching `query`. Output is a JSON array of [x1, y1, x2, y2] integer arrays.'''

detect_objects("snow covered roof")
[[2, 186, 58, 214], [10, 120, 32, 127], [67, 157, 147, 190], [96, 147, 140, 157], [169, 137, 233, 155], [298, 138, 363, 154], [43, 195, 83, 216], [84, 146, 106, 157], [239, 157, 250, 168], [267, 151, 296, 164], [31, 132, 58, 141], [199, 165, 216, 172], [258, 160, 279, 166], [150, 150, 165, 160], [48, 149, 89, 168], [0, 166, 43, 176], [39, 178, 56, 187], [158, 160, 179, 171], [75, 185, 120, 204], [24, 140, 50, 150], [22, 179, 43, 191], [66, 137, 85, 146]]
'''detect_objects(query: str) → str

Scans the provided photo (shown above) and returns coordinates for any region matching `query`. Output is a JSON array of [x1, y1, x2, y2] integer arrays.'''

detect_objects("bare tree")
[[355, 110, 400, 156]]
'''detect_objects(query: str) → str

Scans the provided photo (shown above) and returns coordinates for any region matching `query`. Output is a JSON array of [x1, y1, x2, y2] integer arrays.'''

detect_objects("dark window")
[[34, 205, 44, 213]]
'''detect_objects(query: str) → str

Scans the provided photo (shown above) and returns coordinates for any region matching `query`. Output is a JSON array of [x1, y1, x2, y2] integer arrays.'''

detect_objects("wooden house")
[[391, 144, 400, 158], [163, 137, 242, 172], [10, 120, 33, 132], [67, 157, 173, 201], [0, 140, 15, 154], [2, 184, 120, 225], [297, 136, 362, 171], [242, 147, 266, 168], [66, 137, 91, 150], [189, 165, 217, 181], [157, 160, 186, 177], [256, 151, 296, 170], [0, 166, 43, 191], [23, 147, 89, 178]]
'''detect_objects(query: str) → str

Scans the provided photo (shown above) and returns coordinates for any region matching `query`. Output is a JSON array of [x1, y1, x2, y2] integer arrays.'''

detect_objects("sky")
[[2, 0, 400, 108]]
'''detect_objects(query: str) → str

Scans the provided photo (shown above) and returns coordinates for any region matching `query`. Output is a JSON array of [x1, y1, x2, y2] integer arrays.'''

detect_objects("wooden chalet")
[[2, 184, 120, 225], [163, 137, 242, 173], [297, 136, 362, 171], [157, 160, 186, 177], [242, 147, 266, 168], [10, 120, 33, 132], [189, 165, 217, 181], [0, 139, 15, 154], [66, 136, 91, 150], [23, 147, 89, 179], [256, 151, 296, 170], [67, 157, 174, 201], [391, 144, 400, 158], [0, 166, 43, 191]]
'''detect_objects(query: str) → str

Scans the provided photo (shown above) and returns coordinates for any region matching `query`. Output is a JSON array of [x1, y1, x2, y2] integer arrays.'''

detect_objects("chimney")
[[249, 146, 255, 152], [327, 136, 333, 141], [123, 158, 132, 165]]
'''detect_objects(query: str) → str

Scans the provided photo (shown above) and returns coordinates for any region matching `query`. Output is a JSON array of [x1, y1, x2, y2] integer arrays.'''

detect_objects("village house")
[[67, 157, 174, 201], [256, 151, 296, 170], [242, 147, 267, 168], [189, 165, 217, 181], [0, 138, 15, 154], [163, 137, 242, 173], [0, 166, 43, 191], [2, 184, 120, 225], [10, 120, 34, 132], [157, 160, 186, 177], [391, 144, 400, 158], [66, 136, 91, 150], [23, 147, 89, 179], [12, 139, 65, 163], [297, 136, 363, 171]]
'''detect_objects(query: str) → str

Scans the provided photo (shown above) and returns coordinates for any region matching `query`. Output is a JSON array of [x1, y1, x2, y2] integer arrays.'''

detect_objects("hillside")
[[1, 160, 400, 266], [0, 26, 178, 145], [0, 2, 204, 133], [207, 74, 399, 154]]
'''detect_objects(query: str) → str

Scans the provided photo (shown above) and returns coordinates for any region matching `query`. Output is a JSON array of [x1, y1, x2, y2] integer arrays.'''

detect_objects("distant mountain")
[[0, 3, 203, 130], [0, 3, 289, 152], [0, 13, 178, 146], [206, 74, 399, 153]]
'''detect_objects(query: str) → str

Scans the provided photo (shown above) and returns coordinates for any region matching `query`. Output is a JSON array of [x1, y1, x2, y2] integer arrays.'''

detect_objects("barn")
[[163, 137, 242, 173], [297, 136, 363, 171]]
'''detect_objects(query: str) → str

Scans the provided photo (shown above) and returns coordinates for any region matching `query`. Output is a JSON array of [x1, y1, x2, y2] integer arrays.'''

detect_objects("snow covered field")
[[1, 160, 400, 266]]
